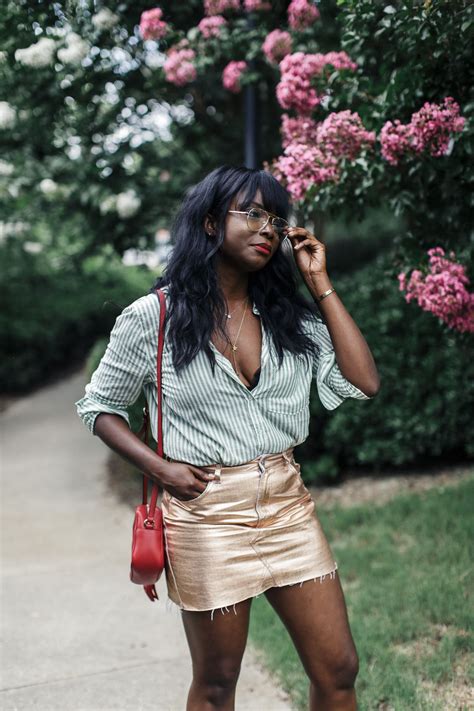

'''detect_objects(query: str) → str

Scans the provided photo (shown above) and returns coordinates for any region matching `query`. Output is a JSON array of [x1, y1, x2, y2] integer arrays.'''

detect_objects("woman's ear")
[[204, 214, 215, 236]]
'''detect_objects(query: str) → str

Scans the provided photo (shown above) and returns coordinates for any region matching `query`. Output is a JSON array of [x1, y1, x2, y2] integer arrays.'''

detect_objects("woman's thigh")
[[181, 597, 253, 678], [264, 571, 358, 684]]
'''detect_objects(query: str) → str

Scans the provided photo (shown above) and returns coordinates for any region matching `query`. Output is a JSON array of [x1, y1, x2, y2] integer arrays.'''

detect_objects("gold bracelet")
[[318, 287, 336, 302]]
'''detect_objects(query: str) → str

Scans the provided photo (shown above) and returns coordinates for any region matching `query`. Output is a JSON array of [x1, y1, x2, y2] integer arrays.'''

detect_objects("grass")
[[248, 476, 474, 710]]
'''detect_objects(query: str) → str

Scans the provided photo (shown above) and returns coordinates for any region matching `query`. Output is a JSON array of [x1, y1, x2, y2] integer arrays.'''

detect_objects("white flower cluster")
[[0, 101, 16, 129], [15, 37, 56, 68], [116, 190, 141, 218], [0, 221, 29, 242], [92, 8, 120, 30], [0, 159, 14, 176], [39, 178, 59, 196], [57, 32, 89, 65], [99, 195, 117, 215], [100, 190, 142, 219]]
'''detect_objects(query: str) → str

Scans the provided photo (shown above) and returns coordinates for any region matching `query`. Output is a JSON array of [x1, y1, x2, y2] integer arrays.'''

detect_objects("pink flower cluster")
[[280, 113, 319, 148], [277, 51, 358, 115], [398, 247, 474, 333], [244, 0, 272, 10], [262, 30, 292, 65], [317, 110, 376, 160], [197, 15, 227, 38], [139, 7, 169, 41], [274, 111, 375, 201], [164, 44, 197, 86], [222, 60, 248, 93], [273, 143, 338, 201], [204, 0, 240, 16], [380, 97, 466, 166], [287, 0, 320, 30]]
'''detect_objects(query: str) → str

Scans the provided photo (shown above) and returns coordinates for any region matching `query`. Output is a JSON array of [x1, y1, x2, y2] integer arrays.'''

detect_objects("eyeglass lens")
[[247, 208, 288, 235]]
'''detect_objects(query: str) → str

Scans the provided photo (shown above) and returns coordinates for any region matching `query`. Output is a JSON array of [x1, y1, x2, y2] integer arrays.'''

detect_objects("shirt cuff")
[[75, 396, 131, 434], [316, 350, 373, 410]]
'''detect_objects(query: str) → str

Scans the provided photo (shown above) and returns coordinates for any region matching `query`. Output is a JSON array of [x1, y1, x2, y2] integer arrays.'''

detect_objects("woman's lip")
[[253, 245, 271, 255]]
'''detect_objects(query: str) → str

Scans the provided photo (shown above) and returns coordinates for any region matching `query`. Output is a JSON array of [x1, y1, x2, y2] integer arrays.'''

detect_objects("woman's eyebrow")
[[250, 201, 265, 209]]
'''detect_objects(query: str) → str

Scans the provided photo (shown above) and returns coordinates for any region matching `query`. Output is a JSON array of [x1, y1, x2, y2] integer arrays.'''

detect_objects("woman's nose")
[[259, 222, 275, 238]]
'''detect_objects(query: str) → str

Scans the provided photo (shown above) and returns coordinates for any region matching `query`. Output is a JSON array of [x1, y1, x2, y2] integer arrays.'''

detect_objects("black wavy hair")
[[150, 165, 322, 375]]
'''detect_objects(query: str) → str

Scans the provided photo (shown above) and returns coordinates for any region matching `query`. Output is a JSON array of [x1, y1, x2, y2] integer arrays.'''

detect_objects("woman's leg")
[[181, 597, 253, 711], [264, 571, 359, 711]]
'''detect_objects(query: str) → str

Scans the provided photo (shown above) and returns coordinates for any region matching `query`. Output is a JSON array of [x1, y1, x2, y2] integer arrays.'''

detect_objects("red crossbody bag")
[[129, 288, 167, 602]]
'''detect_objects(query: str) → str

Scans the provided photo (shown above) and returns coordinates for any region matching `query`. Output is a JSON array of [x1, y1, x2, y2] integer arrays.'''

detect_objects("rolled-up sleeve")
[[75, 301, 151, 434], [307, 315, 373, 410]]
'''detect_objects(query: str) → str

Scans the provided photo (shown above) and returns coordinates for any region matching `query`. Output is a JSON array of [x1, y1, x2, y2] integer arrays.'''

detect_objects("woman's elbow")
[[364, 374, 382, 398]]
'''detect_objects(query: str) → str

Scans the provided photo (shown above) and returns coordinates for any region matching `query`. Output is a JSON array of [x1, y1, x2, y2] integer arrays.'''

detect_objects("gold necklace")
[[225, 297, 248, 366], [225, 295, 247, 319]]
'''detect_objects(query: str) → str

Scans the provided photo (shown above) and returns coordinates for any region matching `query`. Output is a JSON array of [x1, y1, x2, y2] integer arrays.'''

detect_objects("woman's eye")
[[249, 208, 264, 218]]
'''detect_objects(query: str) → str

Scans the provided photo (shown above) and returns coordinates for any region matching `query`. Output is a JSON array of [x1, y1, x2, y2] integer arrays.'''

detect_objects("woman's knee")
[[193, 659, 242, 701], [310, 645, 359, 690]]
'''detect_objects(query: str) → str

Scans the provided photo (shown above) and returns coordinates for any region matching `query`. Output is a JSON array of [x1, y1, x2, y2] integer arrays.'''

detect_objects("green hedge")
[[300, 249, 473, 480], [0, 243, 155, 393], [85, 249, 473, 480]]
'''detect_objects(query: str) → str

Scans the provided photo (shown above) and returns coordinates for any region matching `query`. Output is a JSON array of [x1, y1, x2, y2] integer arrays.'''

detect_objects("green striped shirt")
[[75, 288, 372, 465]]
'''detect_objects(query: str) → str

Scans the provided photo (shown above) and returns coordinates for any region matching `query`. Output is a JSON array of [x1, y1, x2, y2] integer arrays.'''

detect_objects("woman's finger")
[[191, 466, 216, 481], [293, 239, 313, 250]]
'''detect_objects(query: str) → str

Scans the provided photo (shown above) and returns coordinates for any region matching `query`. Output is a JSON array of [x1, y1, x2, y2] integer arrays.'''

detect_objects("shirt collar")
[[160, 287, 260, 316]]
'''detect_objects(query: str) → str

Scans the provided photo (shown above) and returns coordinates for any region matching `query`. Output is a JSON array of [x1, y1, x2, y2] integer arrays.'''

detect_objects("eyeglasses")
[[227, 207, 289, 238]]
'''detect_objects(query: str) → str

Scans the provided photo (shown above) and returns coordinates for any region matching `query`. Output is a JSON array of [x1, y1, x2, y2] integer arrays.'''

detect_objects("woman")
[[76, 165, 380, 711]]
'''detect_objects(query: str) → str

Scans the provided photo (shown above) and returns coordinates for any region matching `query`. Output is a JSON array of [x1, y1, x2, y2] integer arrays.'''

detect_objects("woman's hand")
[[283, 226, 327, 278], [159, 461, 216, 501]]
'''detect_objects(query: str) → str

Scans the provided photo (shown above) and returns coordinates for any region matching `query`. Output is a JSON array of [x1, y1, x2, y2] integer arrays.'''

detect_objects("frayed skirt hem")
[[164, 562, 339, 620]]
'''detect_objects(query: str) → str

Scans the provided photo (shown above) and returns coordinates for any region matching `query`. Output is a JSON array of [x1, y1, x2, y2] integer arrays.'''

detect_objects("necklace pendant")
[[232, 345, 238, 351], [227, 314, 231, 319]]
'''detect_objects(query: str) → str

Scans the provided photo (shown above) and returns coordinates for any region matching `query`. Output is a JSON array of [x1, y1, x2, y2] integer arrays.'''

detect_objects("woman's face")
[[205, 189, 283, 272]]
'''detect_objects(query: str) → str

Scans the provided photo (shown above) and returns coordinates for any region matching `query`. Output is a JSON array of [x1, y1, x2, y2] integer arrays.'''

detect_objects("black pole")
[[244, 14, 259, 168], [244, 82, 258, 168]]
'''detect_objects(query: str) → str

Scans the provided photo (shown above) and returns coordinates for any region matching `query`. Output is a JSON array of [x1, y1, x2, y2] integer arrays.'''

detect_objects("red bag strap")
[[139, 287, 167, 512]]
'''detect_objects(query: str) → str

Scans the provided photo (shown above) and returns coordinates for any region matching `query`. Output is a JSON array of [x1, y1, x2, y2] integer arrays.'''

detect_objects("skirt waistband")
[[163, 446, 295, 473]]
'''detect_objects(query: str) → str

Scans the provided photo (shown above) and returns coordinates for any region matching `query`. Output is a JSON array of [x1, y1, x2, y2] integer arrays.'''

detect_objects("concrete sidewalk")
[[1, 368, 293, 711]]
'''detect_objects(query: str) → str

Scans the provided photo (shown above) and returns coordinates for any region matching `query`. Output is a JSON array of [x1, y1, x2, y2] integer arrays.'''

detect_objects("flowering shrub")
[[398, 248, 474, 333], [164, 46, 197, 86], [1, 0, 471, 343], [262, 29, 292, 65], [222, 60, 248, 93], [287, 0, 320, 30], [380, 97, 466, 166], [197, 16, 227, 39], [204, 0, 240, 17], [276, 51, 358, 114], [139, 7, 169, 40], [274, 111, 375, 200], [244, 0, 272, 11]]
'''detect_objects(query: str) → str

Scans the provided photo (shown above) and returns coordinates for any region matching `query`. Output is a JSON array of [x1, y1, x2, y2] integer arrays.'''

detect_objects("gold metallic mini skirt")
[[161, 446, 338, 614]]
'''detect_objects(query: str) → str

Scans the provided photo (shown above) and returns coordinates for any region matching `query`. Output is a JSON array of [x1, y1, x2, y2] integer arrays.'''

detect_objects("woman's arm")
[[75, 298, 214, 498], [94, 413, 216, 498], [306, 272, 380, 397], [286, 225, 380, 397], [93, 413, 170, 484]]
